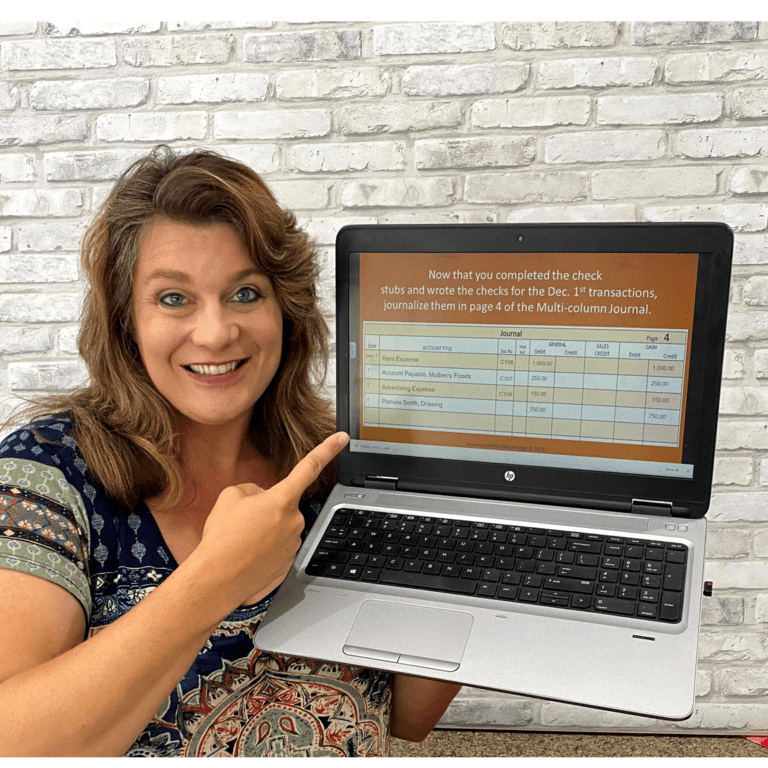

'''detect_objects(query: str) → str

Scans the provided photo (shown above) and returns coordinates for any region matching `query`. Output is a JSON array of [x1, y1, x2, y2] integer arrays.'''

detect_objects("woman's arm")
[[0, 558, 233, 756], [390, 673, 462, 742], [0, 432, 349, 757]]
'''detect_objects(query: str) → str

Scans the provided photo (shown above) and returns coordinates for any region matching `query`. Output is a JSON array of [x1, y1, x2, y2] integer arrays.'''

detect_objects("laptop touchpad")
[[343, 600, 472, 672]]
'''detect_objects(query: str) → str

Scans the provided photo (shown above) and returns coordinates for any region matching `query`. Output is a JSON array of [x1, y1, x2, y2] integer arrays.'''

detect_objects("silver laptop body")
[[256, 223, 733, 720]]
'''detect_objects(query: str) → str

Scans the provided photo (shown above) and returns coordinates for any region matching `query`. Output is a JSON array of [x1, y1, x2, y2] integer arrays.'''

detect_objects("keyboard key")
[[343, 565, 363, 579], [321, 538, 347, 550], [515, 546, 534, 559], [361, 567, 381, 582], [544, 577, 593, 594], [642, 574, 661, 589], [379, 569, 477, 595], [659, 592, 682, 621], [557, 565, 597, 580], [664, 564, 685, 591], [541, 594, 569, 607], [594, 597, 635, 616], [569, 541, 602, 554]]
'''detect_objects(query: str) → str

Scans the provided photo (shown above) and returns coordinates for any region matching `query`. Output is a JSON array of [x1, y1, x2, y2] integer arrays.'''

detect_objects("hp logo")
[[504, 470, 516, 482]]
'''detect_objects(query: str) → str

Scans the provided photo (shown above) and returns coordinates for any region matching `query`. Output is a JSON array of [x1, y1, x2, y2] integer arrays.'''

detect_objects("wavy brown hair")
[[10, 145, 335, 508]]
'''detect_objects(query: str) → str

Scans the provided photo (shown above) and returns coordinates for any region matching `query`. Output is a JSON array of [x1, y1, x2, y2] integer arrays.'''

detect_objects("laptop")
[[255, 223, 733, 720]]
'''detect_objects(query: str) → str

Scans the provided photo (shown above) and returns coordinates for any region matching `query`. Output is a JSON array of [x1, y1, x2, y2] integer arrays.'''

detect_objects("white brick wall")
[[0, 20, 766, 736]]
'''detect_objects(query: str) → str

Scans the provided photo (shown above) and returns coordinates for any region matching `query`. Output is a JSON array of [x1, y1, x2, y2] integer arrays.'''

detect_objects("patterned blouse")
[[0, 417, 392, 757]]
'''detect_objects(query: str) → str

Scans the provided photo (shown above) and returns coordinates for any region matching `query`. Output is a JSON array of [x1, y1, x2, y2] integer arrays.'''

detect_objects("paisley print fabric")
[[0, 417, 391, 756]]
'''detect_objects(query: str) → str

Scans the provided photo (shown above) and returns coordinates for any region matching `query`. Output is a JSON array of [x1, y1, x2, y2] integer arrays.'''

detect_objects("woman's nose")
[[189, 304, 239, 349]]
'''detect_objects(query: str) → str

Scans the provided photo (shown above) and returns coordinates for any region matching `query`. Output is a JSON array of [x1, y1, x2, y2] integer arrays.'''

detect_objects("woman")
[[0, 146, 460, 756]]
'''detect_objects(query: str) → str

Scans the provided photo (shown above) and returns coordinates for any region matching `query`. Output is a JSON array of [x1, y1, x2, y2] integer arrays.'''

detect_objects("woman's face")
[[131, 219, 283, 431]]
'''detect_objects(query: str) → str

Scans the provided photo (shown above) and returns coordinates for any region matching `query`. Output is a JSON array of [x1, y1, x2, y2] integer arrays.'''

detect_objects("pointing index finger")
[[281, 432, 349, 498]]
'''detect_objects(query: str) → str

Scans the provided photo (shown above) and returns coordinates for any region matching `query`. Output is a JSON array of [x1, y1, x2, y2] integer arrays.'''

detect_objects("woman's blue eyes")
[[233, 286, 260, 303], [159, 292, 187, 308], [158, 287, 260, 308]]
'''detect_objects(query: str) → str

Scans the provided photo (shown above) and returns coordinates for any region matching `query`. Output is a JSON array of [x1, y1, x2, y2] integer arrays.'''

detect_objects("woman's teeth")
[[187, 360, 242, 375]]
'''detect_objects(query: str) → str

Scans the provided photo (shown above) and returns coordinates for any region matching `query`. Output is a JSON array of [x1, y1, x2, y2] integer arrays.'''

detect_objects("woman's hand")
[[195, 432, 349, 608]]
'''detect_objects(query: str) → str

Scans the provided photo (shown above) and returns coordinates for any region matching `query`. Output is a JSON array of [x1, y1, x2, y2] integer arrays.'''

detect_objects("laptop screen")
[[352, 250, 697, 480], [336, 225, 732, 516]]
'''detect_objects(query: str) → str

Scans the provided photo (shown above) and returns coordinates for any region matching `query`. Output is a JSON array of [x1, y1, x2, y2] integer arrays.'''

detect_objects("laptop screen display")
[[348, 250, 699, 480]]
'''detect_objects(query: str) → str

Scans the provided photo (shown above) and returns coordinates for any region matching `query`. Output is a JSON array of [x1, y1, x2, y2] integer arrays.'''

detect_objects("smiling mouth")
[[183, 359, 248, 376]]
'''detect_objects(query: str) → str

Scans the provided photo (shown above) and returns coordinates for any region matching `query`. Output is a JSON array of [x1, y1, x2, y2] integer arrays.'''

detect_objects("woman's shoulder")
[[1, 414, 88, 476], [0, 412, 104, 513], [1, 413, 76, 451]]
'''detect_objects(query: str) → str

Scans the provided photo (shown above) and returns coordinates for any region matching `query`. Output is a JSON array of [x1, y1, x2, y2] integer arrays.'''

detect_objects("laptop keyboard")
[[305, 508, 688, 624]]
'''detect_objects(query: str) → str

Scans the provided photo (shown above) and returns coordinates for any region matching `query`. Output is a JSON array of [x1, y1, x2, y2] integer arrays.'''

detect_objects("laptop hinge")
[[364, 475, 398, 490], [631, 498, 674, 517]]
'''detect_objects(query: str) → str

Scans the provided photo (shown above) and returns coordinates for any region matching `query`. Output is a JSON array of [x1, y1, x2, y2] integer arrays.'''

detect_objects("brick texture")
[[0, 20, 766, 736]]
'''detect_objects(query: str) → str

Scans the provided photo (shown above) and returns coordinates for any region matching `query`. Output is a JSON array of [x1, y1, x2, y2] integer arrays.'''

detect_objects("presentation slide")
[[356, 251, 699, 470]]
